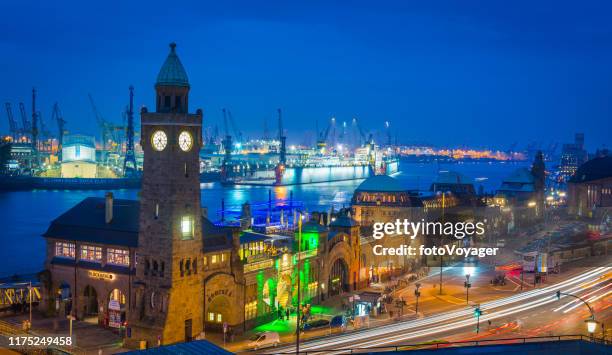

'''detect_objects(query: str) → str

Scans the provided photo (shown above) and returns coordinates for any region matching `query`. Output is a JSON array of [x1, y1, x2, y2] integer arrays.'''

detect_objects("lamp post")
[[295, 212, 303, 354], [414, 283, 421, 315], [438, 191, 449, 295], [555, 290, 598, 339], [464, 274, 471, 305]]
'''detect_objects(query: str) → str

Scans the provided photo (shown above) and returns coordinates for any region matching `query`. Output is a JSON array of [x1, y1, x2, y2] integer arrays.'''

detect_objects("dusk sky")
[[1, 1, 611, 150]]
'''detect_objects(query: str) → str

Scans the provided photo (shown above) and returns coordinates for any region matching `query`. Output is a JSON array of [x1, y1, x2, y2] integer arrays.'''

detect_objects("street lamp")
[[464, 274, 471, 304], [556, 290, 598, 339], [295, 212, 303, 355], [586, 319, 597, 334], [414, 283, 421, 315]]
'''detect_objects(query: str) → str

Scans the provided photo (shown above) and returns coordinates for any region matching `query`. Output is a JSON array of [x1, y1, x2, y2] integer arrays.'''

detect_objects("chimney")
[[105, 192, 114, 224]]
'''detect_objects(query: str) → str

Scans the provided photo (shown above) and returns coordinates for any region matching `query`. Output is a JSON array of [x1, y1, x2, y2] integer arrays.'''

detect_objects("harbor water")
[[0, 160, 527, 276]]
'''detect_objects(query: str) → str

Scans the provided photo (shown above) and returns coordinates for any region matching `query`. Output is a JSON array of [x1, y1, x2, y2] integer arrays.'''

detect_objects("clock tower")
[[129, 43, 204, 345]]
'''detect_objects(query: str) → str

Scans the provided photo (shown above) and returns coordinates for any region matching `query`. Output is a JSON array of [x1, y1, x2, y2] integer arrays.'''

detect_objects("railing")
[[0, 284, 41, 310], [244, 258, 275, 273], [267, 335, 610, 354], [296, 249, 317, 261]]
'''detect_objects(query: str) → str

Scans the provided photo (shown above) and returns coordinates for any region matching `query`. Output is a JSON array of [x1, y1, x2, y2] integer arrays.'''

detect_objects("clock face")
[[178, 131, 193, 152], [151, 130, 168, 151]]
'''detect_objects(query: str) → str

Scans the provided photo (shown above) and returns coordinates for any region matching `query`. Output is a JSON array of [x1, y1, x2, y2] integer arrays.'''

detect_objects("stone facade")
[[128, 44, 208, 346]]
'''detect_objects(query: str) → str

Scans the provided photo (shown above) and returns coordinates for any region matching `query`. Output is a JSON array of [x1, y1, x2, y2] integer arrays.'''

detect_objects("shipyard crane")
[[88, 93, 125, 160], [317, 117, 336, 150], [19, 103, 31, 136], [274, 108, 287, 185], [88, 93, 109, 153], [226, 109, 243, 145], [52, 103, 67, 159], [278, 108, 286, 166], [385, 121, 391, 146], [31, 88, 39, 156], [123, 86, 137, 176], [222, 109, 233, 163], [4, 103, 19, 141]]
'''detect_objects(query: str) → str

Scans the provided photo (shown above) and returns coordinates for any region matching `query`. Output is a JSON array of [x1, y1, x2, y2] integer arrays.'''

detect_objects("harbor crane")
[[275, 108, 287, 185], [385, 121, 391, 146], [4, 103, 19, 141], [317, 117, 336, 150], [31, 88, 39, 156], [278, 108, 286, 166], [221, 108, 233, 182], [88, 93, 124, 161], [226, 109, 243, 145], [52, 103, 67, 159], [19, 103, 31, 138], [123, 86, 137, 176]]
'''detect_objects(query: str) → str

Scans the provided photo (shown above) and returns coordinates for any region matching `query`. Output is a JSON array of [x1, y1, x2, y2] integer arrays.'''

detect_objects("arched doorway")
[[262, 278, 277, 311], [206, 295, 230, 330], [107, 289, 126, 328], [276, 274, 292, 308], [83, 285, 98, 318], [328, 258, 349, 296]]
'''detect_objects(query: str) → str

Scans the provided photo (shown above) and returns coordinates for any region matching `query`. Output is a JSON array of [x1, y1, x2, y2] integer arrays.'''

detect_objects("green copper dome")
[[156, 43, 189, 87]]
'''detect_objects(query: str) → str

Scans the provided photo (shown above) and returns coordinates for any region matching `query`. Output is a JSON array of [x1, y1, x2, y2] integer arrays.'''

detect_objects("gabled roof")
[[43, 197, 139, 247], [43, 197, 233, 253], [301, 221, 328, 233], [330, 215, 357, 228], [570, 156, 612, 183], [202, 217, 233, 252], [356, 175, 405, 192], [502, 168, 535, 184], [156, 43, 189, 88]]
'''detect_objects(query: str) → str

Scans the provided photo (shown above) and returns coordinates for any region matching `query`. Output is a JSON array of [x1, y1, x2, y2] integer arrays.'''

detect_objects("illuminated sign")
[[88, 270, 114, 281]]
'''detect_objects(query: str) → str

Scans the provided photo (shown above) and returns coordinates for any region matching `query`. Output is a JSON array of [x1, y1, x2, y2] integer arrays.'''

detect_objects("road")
[[266, 265, 611, 354]]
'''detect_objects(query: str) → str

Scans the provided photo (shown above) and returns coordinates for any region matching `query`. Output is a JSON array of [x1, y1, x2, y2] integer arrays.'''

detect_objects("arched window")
[[192, 259, 197, 275], [179, 259, 184, 277], [153, 261, 158, 276], [145, 259, 150, 276], [160, 261, 165, 278], [186, 258, 191, 276]]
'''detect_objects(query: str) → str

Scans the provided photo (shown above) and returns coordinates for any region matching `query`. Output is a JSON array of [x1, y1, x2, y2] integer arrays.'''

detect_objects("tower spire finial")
[[170, 42, 176, 53]]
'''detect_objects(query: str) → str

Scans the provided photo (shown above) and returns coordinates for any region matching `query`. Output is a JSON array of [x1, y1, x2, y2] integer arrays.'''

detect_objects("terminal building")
[[39, 44, 422, 347]]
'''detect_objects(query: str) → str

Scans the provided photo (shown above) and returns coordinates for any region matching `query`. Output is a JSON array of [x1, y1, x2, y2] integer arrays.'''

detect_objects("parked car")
[[247, 331, 280, 350], [302, 318, 330, 331], [329, 315, 347, 332]]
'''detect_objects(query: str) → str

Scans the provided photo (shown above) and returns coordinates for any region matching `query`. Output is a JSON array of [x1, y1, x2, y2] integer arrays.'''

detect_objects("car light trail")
[[272, 266, 610, 354]]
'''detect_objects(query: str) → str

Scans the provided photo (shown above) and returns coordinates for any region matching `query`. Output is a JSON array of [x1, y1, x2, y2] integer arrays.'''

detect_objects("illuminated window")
[[55, 242, 75, 258], [208, 312, 215, 321], [181, 216, 194, 239], [107, 248, 129, 266], [216, 314, 222, 322], [211, 255, 218, 264], [80, 245, 102, 262], [221, 253, 226, 262], [245, 301, 257, 320]]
